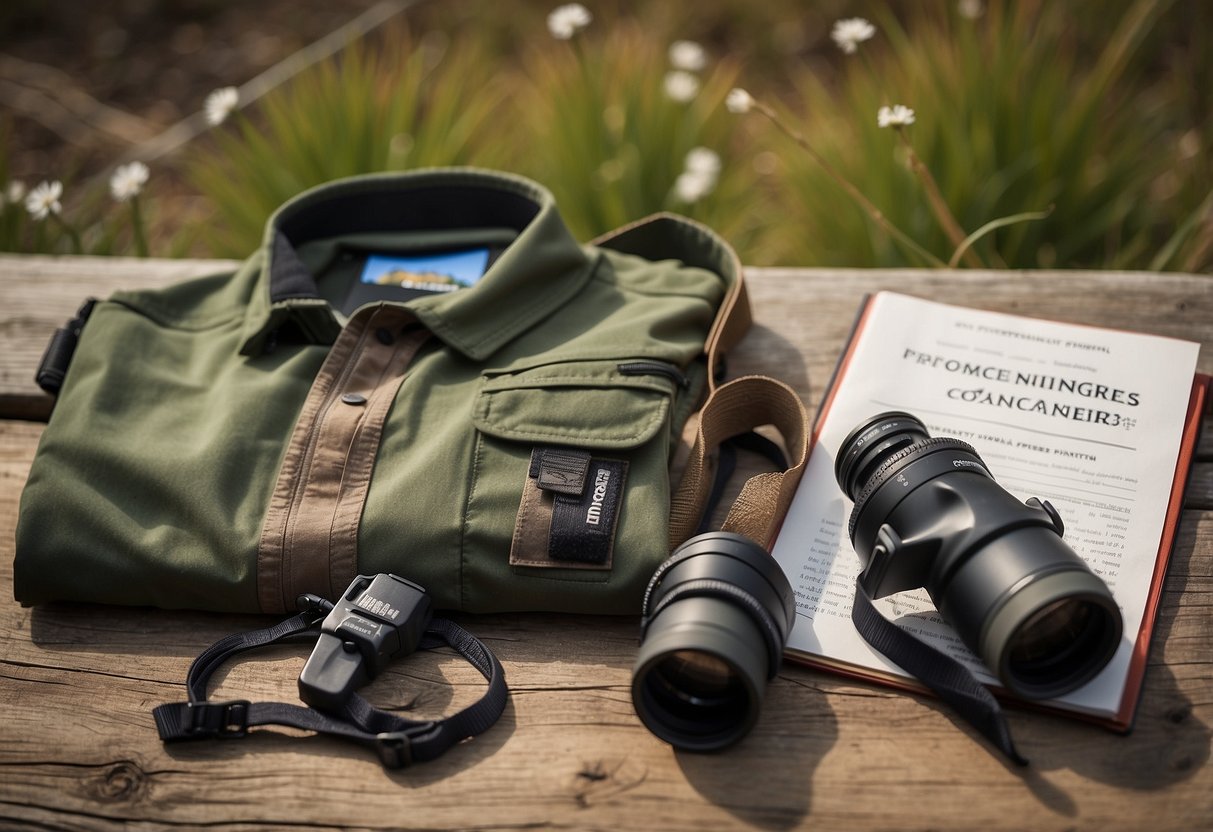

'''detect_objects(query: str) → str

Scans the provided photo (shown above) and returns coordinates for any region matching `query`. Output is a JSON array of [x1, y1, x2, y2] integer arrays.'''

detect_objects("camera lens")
[[644, 647, 753, 731], [632, 532, 794, 751], [1004, 598, 1118, 694], [959, 542, 1123, 699], [836, 411, 1123, 700], [654, 650, 744, 707], [1013, 599, 1092, 663]]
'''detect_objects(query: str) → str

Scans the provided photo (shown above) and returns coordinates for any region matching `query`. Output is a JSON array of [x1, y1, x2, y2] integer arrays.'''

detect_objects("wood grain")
[[1, 256, 1211, 830], [0, 256, 240, 420]]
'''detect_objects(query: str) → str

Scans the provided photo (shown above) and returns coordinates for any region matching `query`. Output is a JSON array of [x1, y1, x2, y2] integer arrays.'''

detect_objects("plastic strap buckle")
[[186, 700, 251, 738], [374, 721, 439, 769]]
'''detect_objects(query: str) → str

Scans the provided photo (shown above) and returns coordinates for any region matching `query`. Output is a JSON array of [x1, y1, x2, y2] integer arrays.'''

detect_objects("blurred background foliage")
[[1, 0, 1210, 272]]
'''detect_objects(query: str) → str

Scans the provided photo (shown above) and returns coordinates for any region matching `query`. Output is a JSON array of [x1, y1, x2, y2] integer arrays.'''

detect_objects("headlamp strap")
[[851, 579, 1028, 767], [152, 611, 508, 769]]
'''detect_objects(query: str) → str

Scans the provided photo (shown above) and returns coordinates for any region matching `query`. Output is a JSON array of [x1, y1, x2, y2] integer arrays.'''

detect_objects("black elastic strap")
[[851, 579, 1028, 766], [153, 611, 508, 769]]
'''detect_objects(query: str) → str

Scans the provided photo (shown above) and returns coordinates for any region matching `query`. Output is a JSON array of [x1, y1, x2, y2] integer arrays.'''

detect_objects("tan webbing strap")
[[668, 375, 809, 551], [703, 274, 751, 395]]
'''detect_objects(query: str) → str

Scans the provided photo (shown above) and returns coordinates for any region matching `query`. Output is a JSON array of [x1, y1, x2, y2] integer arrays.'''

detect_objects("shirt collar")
[[240, 169, 594, 358]]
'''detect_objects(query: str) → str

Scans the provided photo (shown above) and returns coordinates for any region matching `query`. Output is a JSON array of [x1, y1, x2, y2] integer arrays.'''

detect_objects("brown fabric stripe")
[[508, 473, 556, 567], [257, 306, 431, 613]]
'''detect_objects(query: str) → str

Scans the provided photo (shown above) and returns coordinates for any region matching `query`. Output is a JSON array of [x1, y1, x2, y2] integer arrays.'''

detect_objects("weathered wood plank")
[[0, 255, 238, 420]]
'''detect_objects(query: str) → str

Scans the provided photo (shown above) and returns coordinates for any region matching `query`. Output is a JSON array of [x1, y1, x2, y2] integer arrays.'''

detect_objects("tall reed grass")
[[4, 1, 1210, 272]]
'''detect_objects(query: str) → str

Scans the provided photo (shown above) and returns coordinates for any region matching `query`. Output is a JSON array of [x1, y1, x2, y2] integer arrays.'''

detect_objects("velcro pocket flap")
[[473, 359, 675, 450]]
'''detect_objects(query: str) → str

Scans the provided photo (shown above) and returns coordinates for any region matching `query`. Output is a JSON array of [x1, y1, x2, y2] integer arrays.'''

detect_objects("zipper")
[[616, 360, 690, 389]]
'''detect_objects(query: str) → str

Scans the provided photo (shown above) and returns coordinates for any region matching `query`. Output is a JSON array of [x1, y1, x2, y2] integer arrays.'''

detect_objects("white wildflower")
[[831, 17, 876, 54], [6, 180, 25, 207], [668, 40, 707, 72], [674, 146, 722, 204], [547, 4, 592, 40], [958, 0, 985, 20], [25, 180, 63, 221], [684, 147, 721, 178], [725, 87, 754, 114], [877, 104, 916, 128], [673, 171, 715, 204], [664, 70, 700, 103], [204, 86, 239, 126], [109, 161, 149, 203]]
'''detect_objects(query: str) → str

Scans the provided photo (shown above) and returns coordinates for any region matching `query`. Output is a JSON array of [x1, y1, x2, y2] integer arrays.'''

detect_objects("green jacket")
[[16, 169, 744, 614]]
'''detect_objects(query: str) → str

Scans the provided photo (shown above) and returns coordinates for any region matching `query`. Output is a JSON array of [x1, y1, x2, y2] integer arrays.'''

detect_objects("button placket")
[[257, 306, 432, 612]]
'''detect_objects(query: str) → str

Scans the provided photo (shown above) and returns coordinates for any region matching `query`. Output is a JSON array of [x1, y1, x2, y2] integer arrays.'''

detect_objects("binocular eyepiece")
[[631, 531, 796, 752]]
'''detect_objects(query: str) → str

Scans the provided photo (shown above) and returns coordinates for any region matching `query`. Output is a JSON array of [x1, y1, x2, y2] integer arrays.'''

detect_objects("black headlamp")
[[299, 573, 434, 712], [154, 573, 507, 769]]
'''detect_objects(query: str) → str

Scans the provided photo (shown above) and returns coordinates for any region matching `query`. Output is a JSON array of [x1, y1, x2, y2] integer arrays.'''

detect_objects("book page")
[[771, 292, 1201, 716]]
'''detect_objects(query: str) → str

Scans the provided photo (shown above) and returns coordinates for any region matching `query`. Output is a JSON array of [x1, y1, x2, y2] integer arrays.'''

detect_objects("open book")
[[770, 291, 1208, 729]]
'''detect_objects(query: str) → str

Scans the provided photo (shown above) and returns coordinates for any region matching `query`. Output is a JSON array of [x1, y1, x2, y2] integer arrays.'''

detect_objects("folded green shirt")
[[15, 168, 741, 614]]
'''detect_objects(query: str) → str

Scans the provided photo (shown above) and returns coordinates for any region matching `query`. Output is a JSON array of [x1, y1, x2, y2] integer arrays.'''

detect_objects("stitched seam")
[[482, 375, 671, 392], [484, 351, 693, 375], [478, 393, 668, 445], [460, 432, 486, 611], [107, 297, 245, 332]]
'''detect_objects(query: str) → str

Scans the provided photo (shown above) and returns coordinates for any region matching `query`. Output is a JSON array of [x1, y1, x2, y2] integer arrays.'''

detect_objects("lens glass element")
[[652, 650, 745, 708], [1006, 597, 1113, 690], [632, 532, 797, 751]]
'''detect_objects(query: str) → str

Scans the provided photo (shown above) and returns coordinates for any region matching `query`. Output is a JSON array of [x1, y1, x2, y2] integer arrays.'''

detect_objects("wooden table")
[[1, 255, 1210, 830]]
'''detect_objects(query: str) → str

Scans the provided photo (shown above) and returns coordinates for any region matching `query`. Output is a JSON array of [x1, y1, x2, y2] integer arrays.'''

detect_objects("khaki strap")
[[668, 375, 810, 551], [257, 306, 432, 613], [703, 273, 751, 395]]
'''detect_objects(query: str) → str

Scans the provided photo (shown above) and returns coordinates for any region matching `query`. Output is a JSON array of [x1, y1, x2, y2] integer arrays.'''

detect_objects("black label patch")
[[549, 458, 627, 565], [531, 447, 591, 497]]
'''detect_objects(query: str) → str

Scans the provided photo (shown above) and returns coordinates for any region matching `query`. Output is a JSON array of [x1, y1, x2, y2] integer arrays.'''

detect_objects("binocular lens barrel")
[[633, 596, 767, 750], [632, 532, 795, 752]]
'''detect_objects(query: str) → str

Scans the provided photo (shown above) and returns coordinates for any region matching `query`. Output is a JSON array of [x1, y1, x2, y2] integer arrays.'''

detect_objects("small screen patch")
[[360, 250, 490, 294], [342, 248, 491, 313]]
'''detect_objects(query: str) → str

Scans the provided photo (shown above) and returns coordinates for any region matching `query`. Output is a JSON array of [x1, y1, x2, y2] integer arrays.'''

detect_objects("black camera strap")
[[851, 581, 1028, 766], [152, 608, 508, 769]]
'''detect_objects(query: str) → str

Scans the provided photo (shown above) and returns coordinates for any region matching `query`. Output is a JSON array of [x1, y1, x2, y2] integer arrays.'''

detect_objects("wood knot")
[[1171, 754, 1194, 772], [86, 761, 149, 804], [1166, 704, 1191, 724], [568, 758, 647, 808], [578, 763, 609, 782]]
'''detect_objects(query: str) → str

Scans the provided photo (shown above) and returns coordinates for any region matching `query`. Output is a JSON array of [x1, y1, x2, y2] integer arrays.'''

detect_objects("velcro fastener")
[[530, 447, 592, 496], [549, 458, 627, 565]]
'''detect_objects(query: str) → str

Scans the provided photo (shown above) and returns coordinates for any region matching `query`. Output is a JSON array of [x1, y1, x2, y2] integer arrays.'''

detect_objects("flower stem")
[[52, 212, 82, 254], [751, 99, 947, 269], [895, 127, 983, 267], [129, 197, 149, 257], [948, 207, 1053, 268]]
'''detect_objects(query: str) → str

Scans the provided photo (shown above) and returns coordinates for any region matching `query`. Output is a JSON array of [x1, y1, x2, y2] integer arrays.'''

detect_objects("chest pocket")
[[461, 356, 694, 614]]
